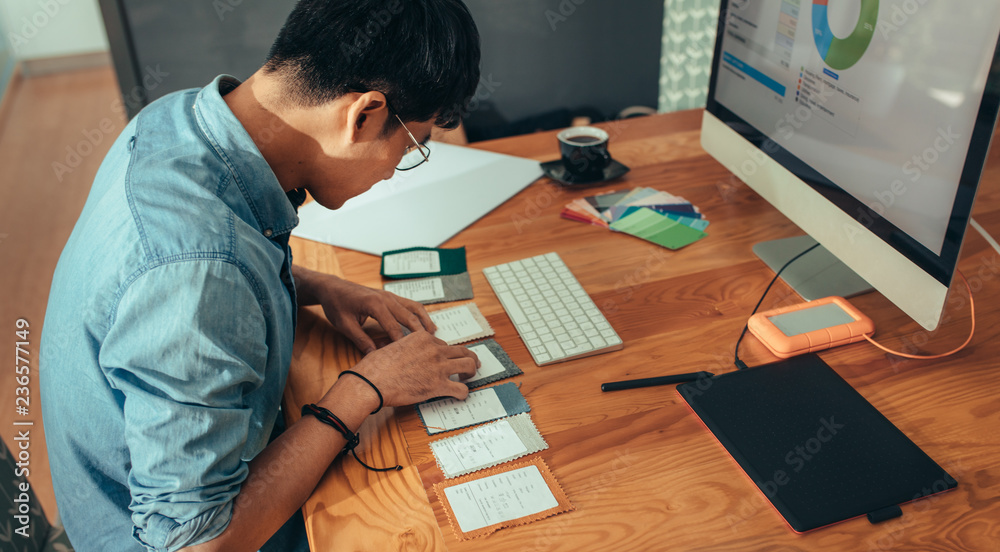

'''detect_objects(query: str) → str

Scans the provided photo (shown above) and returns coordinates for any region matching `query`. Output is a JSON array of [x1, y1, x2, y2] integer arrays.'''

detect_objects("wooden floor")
[[0, 65, 126, 523]]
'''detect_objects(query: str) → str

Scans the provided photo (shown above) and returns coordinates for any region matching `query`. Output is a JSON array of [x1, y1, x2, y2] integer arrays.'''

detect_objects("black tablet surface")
[[677, 354, 957, 533]]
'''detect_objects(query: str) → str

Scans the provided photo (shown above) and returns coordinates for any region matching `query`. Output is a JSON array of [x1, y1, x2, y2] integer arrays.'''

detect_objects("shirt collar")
[[193, 75, 299, 238]]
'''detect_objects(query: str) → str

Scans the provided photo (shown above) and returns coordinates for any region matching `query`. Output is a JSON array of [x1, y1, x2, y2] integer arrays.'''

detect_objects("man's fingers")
[[398, 300, 435, 334], [393, 295, 436, 333], [373, 301, 426, 342], [442, 344, 481, 368], [412, 305, 436, 333], [442, 381, 471, 401], [370, 306, 409, 342], [339, 319, 377, 355], [448, 354, 479, 380]]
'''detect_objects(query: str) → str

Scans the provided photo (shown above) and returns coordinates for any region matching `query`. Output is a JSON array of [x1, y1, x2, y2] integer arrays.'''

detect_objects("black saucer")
[[540, 158, 631, 186]]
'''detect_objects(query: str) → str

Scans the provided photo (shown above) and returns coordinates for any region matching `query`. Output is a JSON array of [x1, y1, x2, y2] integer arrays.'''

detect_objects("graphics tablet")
[[677, 354, 957, 533]]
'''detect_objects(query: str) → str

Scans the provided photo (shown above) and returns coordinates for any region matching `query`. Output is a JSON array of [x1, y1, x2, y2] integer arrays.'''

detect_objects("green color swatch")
[[609, 208, 707, 250]]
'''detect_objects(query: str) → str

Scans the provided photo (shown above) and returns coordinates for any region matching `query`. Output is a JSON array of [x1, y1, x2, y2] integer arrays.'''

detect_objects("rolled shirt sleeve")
[[99, 259, 271, 551]]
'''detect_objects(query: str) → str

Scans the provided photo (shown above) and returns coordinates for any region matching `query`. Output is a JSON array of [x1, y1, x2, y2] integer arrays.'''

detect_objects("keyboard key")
[[565, 343, 591, 356], [545, 341, 564, 358], [496, 291, 528, 326]]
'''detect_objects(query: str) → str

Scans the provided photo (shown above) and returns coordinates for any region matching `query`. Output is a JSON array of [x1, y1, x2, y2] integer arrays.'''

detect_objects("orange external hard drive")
[[747, 296, 875, 358]]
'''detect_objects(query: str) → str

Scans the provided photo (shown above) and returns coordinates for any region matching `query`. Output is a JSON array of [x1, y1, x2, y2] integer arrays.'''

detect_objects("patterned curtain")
[[658, 0, 720, 112]]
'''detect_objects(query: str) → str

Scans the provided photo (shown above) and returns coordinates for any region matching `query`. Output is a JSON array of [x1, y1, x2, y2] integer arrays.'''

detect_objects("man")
[[39, 1, 482, 550]]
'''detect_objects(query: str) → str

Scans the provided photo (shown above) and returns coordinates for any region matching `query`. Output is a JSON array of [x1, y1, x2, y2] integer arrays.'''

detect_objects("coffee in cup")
[[557, 126, 612, 180]]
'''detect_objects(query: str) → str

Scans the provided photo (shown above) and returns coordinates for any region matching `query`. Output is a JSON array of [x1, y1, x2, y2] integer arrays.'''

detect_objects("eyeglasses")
[[392, 112, 431, 171]]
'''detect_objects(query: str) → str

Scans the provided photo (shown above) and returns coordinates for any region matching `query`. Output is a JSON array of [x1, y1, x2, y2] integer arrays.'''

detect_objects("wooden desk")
[[285, 110, 1000, 551]]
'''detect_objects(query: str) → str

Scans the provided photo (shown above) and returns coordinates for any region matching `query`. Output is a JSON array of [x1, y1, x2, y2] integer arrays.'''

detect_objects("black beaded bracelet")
[[301, 403, 401, 472], [338, 370, 384, 415]]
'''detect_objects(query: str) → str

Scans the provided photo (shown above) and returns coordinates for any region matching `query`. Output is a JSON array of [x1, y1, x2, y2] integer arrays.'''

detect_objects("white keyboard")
[[483, 252, 623, 366]]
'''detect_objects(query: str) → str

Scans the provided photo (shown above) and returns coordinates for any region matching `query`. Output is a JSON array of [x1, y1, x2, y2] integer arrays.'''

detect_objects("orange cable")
[[862, 271, 975, 359]]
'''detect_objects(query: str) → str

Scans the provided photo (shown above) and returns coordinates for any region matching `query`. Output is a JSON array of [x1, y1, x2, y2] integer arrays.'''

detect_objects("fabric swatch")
[[381, 246, 467, 279], [417, 382, 530, 435], [429, 303, 494, 345], [457, 339, 523, 389], [434, 457, 574, 540], [383, 272, 474, 305], [430, 413, 548, 478]]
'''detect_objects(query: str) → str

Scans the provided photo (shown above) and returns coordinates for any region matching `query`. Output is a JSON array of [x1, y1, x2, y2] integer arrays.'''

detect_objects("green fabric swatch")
[[380, 246, 467, 279], [609, 207, 707, 250]]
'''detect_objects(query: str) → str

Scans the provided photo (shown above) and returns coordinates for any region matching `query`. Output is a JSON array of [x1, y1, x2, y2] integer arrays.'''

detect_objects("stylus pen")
[[601, 371, 715, 392]]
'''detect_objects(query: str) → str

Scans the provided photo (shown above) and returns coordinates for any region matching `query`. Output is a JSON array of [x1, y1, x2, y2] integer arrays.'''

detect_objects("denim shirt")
[[40, 76, 301, 551]]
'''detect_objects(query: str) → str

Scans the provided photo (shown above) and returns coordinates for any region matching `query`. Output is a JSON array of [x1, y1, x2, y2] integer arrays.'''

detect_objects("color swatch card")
[[429, 303, 494, 345], [604, 203, 700, 222], [560, 188, 708, 249], [664, 212, 710, 231], [585, 189, 633, 210], [453, 339, 522, 389], [381, 246, 467, 279], [609, 207, 708, 250], [619, 188, 687, 208], [434, 458, 574, 540], [560, 198, 609, 228], [383, 272, 474, 305], [561, 187, 708, 250], [604, 188, 702, 222], [417, 382, 530, 434], [430, 413, 548, 478], [617, 186, 668, 204]]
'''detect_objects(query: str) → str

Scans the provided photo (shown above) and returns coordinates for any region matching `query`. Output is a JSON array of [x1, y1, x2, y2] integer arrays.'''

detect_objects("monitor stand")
[[753, 235, 873, 301]]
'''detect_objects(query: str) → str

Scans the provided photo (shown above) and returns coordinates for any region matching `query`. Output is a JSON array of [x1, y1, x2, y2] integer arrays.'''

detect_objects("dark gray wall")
[[117, 0, 295, 106], [103, 0, 662, 136], [464, 0, 662, 122]]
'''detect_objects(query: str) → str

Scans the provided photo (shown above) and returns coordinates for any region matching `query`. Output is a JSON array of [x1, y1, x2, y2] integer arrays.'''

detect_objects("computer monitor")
[[701, 1, 1000, 331]]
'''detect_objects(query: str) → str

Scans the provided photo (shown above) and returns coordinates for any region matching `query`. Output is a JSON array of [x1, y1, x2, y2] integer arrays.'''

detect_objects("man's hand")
[[325, 331, 480, 409], [293, 265, 436, 354]]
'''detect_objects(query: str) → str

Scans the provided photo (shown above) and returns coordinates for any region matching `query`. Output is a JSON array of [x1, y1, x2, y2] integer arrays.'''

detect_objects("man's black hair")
[[265, 0, 481, 131]]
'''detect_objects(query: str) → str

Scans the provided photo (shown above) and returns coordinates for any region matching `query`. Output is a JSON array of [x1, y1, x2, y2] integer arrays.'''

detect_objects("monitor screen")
[[702, 0, 1000, 329]]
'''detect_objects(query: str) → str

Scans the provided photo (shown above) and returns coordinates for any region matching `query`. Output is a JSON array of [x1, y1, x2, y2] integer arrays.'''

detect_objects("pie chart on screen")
[[812, 0, 879, 70]]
